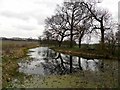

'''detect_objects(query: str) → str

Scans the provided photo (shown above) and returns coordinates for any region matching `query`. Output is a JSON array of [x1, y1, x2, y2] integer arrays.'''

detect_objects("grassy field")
[[1, 40, 39, 88]]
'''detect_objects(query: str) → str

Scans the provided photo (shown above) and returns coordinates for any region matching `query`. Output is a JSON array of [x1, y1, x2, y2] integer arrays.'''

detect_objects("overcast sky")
[[0, 0, 119, 39]]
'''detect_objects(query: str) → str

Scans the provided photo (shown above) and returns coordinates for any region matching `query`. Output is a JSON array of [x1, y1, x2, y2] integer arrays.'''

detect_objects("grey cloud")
[[31, 14, 46, 25], [0, 11, 46, 25], [34, 0, 59, 6], [29, 9, 54, 25], [119, 1, 120, 23], [0, 11, 30, 20], [14, 25, 38, 31], [0, 0, 63, 38], [0, 0, 61, 26], [29, 12, 44, 25], [34, 0, 63, 10]]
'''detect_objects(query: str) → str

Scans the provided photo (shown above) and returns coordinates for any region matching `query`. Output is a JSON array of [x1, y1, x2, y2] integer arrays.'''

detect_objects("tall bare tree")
[[116, 24, 120, 45], [81, 0, 112, 49], [45, 13, 70, 47], [105, 30, 116, 55], [74, 15, 93, 48], [45, 0, 90, 47], [60, 0, 90, 48]]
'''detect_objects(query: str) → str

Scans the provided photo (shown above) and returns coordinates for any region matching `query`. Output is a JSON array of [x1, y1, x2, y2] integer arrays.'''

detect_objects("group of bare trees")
[[42, 0, 118, 50], [116, 24, 120, 45]]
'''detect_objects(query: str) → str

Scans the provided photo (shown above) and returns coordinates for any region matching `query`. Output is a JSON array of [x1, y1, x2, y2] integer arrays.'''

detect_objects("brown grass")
[[2, 40, 39, 88]]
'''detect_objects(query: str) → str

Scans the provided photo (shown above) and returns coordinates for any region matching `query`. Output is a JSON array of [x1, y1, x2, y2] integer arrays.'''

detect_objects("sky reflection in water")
[[18, 47, 108, 75]]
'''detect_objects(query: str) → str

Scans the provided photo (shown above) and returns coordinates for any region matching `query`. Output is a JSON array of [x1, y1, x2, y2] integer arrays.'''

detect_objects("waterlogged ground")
[[8, 47, 119, 88]]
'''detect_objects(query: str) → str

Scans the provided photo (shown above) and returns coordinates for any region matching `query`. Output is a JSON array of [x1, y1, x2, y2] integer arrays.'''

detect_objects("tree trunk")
[[58, 41, 62, 47], [78, 31, 84, 48], [100, 21, 105, 49], [58, 36, 64, 47], [79, 38, 82, 48], [70, 33, 73, 48], [59, 43, 61, 47], [101, 29, 104, 45], [70, 24, 73, 48], [70, 10, 74, 48]]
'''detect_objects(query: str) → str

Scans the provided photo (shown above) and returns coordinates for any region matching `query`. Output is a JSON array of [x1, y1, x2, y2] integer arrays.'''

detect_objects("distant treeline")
[[0, 37, 38, 41]]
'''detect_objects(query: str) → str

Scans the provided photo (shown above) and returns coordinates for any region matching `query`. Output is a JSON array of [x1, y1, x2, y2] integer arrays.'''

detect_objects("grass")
[[1, 40, 39, 88], [50, 45, 120, 60], [39, 71, 118, 88], [12, 68, 118, 88]]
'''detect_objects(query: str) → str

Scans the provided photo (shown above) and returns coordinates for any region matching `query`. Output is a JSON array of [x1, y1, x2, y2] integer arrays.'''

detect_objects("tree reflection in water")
[[19, 47, 105, 76], [40, 51, 104, 75]]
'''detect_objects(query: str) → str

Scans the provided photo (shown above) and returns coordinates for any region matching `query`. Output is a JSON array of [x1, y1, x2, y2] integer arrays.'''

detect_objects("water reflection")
[[18, 47, 104, 75]]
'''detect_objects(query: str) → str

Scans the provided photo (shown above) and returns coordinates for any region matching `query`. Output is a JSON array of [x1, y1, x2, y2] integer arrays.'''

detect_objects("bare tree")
[[45, 0, 90, 47], [116, 24, 120, 58], [81, 0, 112, 49], [63, 1, 88, 48], [105, 30, 116, 55], [74, 15, 93, 48], [44, 0, 114, 49], [43, 30, 52, 41], [116, 24, 120, 45], [45, 13, 70, 47], [56, 0, 91, 48]]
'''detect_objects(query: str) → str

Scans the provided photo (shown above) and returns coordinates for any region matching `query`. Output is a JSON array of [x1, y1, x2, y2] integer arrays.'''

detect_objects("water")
[[12, 47, 119, 88], [18, 47, 104, 75]]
